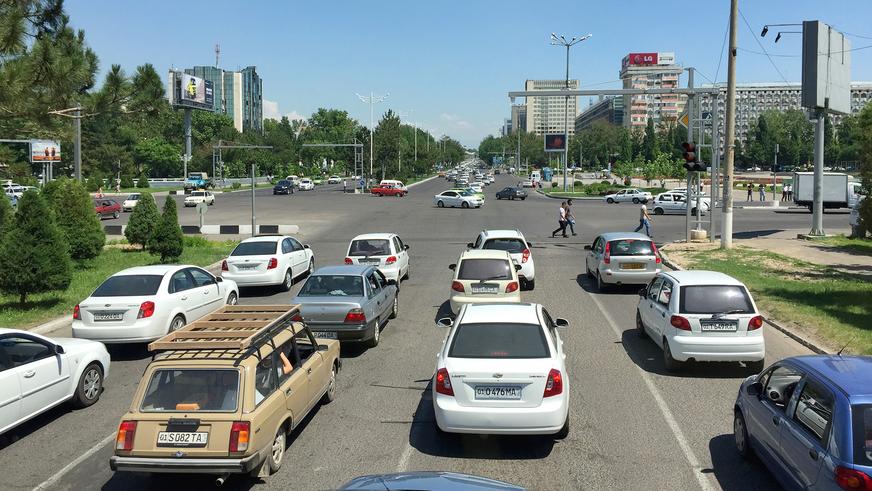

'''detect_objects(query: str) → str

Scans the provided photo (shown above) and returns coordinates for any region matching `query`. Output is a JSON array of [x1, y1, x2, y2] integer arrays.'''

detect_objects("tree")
[[0, 192, 12, 239], [47, 179, 105, 260], [855, 103, 872, 237], [125, 192, 159, 249], [642, 119, 659, 162], [137, 174, 150, 188], [148, 196, 184, 262], [0, 191, 71, 305]]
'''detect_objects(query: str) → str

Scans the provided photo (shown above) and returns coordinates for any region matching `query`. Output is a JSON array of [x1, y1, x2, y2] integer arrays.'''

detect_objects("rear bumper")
[[73, 318, 168, 344], [449, 295, 520, 315], [221, 269, 284, 287], [669, 334, 766, 362], [599, 267, 660, 285], [309, 322, 377, 342], [433, 392, 567, 435], [110, 452, 262, 474]]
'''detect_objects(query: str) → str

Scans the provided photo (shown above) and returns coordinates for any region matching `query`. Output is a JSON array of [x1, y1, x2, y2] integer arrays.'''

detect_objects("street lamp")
[[550, 33, 591, 191], [356, 91, 389, 179]]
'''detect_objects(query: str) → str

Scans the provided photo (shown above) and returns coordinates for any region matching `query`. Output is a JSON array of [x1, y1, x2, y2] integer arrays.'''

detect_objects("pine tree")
[[137, 174, 150, 188], [48, 179, 105, 260], [0, 191, 71, 305], [0, 193, 13, 239], [125, 192, 159, 249], [148, 196, 184, 262]]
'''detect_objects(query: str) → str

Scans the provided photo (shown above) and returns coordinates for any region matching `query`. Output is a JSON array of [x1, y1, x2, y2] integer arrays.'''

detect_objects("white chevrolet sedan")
[[432, 303, 570, 437], [183, 190, 215, 207], [344, 233, 410, 284], [221, 235, 315, 290], [73, 265, 239, 344]]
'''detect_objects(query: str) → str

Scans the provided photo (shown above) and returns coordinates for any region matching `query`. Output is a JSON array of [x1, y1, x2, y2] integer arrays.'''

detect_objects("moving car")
[[734, 355, 872, 491], [635, 271, 765, 372], [0, 328, 110, 434], [434, 190, 482, 209], [72, 265, 240, 344], [183, 172, 211, 191], [495, 186, 527, 200], [448, 250, 521, 314], [651, 192, 710, 216], [604, 188, 652, 204], [285, 175, 301, 187], [327, 175, 342, 184], [370, 184, 406, 197], [292, 265, 398, 348], [298, 178, 315, 191], [521, 179, 534, 188], [340, 472, 524, 490], [468, 229, 535, 290], [379, 180, 407, 192], [448, 187, 485, 202], [221, 235, 315, 291], [183, 190, 215, 207], [95, 199, 121, 219], [272, 179, 294, 195], [344, 233, 410, 283], [109, 305, 340, 481], [432, 303, 570, 437], [585, 233, 661, 291], [121, 193, 141, 212]]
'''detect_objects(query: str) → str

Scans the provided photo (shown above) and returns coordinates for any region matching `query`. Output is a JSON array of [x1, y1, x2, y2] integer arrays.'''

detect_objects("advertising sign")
[[31, 140, 61, 162], [623, 52, 659, 68], [544, 134, 566, 152], [175, 73, 214, 109], [802, 21, 851, 114]]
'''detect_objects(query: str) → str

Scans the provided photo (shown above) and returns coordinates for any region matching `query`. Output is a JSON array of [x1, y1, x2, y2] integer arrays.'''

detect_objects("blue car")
[[734, 355, 872, 490]]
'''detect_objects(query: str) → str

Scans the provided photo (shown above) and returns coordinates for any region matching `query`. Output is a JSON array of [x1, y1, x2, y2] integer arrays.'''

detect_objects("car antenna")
[[836, 335, 856, 356]]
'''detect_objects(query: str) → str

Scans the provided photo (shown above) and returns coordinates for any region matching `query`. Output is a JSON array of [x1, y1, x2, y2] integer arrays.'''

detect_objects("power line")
[[738, 44, 872, 57], [714, 14, 730, 82], [738, 8, 791, 85], [736, 47, 799, 58]]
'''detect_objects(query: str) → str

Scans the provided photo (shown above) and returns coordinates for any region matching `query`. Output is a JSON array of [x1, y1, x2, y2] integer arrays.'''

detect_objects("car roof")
[[788, 355, 872, 398], [479, 229, 524, 240], [662, 270, 743, 286], [312, 264, 373, 275], [113, 265, 190, 276], [459, 249, 512, 260], [459, 303, 541, 325], [350, 233, 396, 241], [239, 235, 287, 243], [598, 232, 653, 242]]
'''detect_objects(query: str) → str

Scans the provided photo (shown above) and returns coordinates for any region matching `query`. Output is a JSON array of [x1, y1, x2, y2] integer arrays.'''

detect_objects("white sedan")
[[651, 192, 711, 216], [327, 176, 342, 184], [434, 190, 482, 209], [604, 188, 652, 204], [73, 265, 239, 344], [221, 235, 315, 290], [344, 233, 410, 284], [122, 193, 141, 212], [183, 190, 215, 207], [298, 178, 315, 190], [432, 303, 570, 437]]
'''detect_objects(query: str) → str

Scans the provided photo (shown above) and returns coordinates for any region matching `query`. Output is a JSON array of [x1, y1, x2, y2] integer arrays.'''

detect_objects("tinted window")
[[298, 275, 364, 297], [93, 275, 163, 297], [608, 239, 654, 256], [448, 323, 549, 359], [0, 336, 52, 369], [349, 239, 391, 256], [679, 285, 754, 314], [188, 268, 215, 287], [852, 404, 872, 466], [793, 381, 834, 443], [231, 241, 278, 256], [140, 369, 239, 412], [457, 259, 512, 281], [482, 238, 527, 254], [169, 270, 195, 293]]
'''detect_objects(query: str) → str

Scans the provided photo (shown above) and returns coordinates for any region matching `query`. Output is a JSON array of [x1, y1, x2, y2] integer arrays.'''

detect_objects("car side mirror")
[[746, 382, 763, 397], [554, 318, 569, 328], [583, 245, 592, 251], [318, 344, 329, 352], [448, 264, 456, 271], [215, 276, 223, 283], [526, 241, 533, 248], [54, 344, 65, 355], [404, 244, 410, 251], [638, 287, 647, 297], [304, 244, 310, 249], [436, 317, 453, 328], [514, 264, 522, 271], [466, 242, 474, 248]]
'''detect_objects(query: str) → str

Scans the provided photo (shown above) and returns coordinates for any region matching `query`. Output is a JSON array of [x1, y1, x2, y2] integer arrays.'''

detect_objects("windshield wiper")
[[711, 309, 747, 319], [477, 275, 507, 283]]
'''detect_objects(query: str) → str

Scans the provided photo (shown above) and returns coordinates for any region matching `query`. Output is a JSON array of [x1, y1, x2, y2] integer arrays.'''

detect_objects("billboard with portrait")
[[31, 140, 61, 162], [174, 73, 214, 110], [544, 134, 566, 152]]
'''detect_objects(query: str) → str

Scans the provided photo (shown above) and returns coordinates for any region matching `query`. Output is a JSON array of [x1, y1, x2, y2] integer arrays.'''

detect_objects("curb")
[[536, 190, 601, 201], [104, 224, 299, 236], [406, 175, 439, 189]]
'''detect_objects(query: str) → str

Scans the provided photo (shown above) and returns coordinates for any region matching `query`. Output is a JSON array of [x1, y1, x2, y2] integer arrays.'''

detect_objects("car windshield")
[[92, 274, 163, 297], [853, 404, 872, 466], [298, 275, 364, 297], [231, 241, 278, 256], [349, 239, 391, 256], [609, 239, 654, 256], [458, 258, 511, 280], [140, 369, 239, 412], [126, 194, 139, 200], [448, 323, 549, 358], [679, 285, 754, 314], [460, 191, 473, 197], [276, 180, 290, 186], [483, 238, 527, 254]]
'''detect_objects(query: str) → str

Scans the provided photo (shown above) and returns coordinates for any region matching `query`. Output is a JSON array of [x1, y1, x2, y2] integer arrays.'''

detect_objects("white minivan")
[[379, 180, 406, 192]]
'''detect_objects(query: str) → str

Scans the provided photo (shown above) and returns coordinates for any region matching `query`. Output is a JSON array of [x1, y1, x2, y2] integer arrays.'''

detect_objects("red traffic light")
[[682, 142, 697, 163]]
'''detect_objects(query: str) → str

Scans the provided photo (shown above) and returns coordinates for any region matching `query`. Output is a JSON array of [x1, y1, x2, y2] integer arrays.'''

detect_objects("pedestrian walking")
[[343, 180, 347, 193], [634, 203, 652, 237], [746, 183, 753, 201], [551, 202, 568, 238], [758, 183, 766, 202], [786, 184, 793, 201], [781, 184, 788, 202], [565, 199, 577, 236], [115, 180, 121, 193], [97, 186, 104, 198]]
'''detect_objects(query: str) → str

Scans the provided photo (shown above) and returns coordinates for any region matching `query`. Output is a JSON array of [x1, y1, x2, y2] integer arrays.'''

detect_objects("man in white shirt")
[[551, 202, 568, 238], [634, 203, 652, 237]]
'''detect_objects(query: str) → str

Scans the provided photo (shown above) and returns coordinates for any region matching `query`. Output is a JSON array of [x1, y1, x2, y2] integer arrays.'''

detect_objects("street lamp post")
[[356, 92, 389, 181], [550, 33, 591, 192]]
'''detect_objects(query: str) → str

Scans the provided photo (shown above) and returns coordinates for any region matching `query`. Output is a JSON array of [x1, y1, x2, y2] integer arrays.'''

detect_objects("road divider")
[[104, 224, 300, 236]]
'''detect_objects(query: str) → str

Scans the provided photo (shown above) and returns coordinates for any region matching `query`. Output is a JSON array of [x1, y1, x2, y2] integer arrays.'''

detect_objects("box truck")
[[792, 172, 862, 210]]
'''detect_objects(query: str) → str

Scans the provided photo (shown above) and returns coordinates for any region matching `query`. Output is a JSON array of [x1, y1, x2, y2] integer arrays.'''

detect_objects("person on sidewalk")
[[786, 184, 793, 201], [551, 202, 568, 238], [781, 185, 788, 202], [634, 203, 652, 237], [746, 183, 753, 201], [565, 199, 577, 236], [758, 183, 766, 202]]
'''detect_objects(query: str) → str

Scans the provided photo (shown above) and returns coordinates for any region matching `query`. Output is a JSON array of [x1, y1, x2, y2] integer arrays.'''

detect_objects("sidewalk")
[[733, 229, 872, 278]]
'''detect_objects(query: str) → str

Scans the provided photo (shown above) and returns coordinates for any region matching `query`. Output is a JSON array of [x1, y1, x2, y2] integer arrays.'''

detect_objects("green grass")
[[808, 234, 872, 256], [681, 247, 872, 354], [0, 237, 236, 329], [405, 174, 437, 185]]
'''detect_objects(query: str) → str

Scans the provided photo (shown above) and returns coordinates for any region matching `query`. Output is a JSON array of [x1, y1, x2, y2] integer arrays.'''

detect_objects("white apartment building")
[[523, 79, 579, 135], [619, 52, 685, 130]]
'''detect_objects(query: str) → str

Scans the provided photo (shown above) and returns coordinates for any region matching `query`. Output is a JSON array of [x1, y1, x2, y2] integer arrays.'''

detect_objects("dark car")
[[94, 199, 121, 219], [340, 472, 524, 490], [273, 179, 294, 195], [495, 186, 527, 200], [734, 355, 872, 490]]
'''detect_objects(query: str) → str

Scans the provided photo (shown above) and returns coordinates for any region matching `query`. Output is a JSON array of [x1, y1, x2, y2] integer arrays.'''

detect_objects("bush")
[[231, 182, 241, 190], [137, 174, 150, 188], [148, 196, 184, 262], [120, 175, 135, 188], [85, 174, 104, 192], [48, 180, 105, 260], [0, 191, 71, 305], [0, 192, 12, 239], [125, 192, 159, 250]]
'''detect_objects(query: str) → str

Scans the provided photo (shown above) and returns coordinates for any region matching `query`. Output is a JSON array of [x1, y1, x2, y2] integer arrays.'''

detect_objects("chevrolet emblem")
[[492, 373, 503, 378]]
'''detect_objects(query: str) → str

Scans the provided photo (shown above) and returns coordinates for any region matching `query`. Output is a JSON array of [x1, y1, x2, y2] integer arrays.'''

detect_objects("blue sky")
[[67, 0, 872, 147]]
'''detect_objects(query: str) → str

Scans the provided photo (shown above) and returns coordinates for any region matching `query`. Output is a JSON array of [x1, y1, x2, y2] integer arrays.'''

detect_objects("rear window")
[[853, 404, 872, 466], [298, 275, 364, 297], [92, 275, 163, 297], [140, 369, 239, 412], [483, 238, 527, 254], [609, 239, 654, 256], [231, 241, 278, 256], [276, 180, 290, 186], [458, 258, 512, 281], [679, 285, 754, 314], [448, 323, 549, 359], [349, 239, 391, 256]]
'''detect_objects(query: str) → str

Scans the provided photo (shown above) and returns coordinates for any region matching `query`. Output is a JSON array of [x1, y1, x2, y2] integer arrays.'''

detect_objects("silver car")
[[292, 265, 398, 348], [584, 232, 662, 291]]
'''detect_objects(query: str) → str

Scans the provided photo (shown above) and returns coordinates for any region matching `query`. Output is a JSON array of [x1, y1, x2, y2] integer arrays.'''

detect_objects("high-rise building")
[[523, 79, 579, 135], [575, 96, 625, 132], [511, 105, 527, 134], [619, 52, 685, 130], [500, 118, 512, 137], [168, 65, 263, 133]]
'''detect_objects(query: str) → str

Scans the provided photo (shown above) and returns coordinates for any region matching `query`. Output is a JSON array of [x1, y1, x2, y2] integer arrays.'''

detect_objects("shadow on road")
[[733, 229, 783, 239], [433, 300, 453, 323], [106, 343, 152, 362], [620, 328, 757, 379], [707, 434, 781, 491], [574, 273, 644, 297]]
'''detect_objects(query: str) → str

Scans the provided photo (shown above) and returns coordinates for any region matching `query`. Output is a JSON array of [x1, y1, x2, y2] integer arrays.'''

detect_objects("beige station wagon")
[[109, 305, 340, 481]]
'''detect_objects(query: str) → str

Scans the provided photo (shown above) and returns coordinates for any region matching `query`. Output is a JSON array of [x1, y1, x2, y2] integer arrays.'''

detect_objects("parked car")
[[272, 179, 294, 195], [520, 179, 534, 188], [370, 184, 406, 197], [651, 192, 710, 216], [221, 235, 315, 291], [432, 303, 570, 437], [121, 193, 141, 212], [183, 190, 215, 207], [734, 355, 872, 490], [72, 265, 239, 344], [495, 187, 527, 200], [604, 188, 652, 204], [585, 233, 661, 291], [94, 199, 121, 219], [344, 233, 410, 283], [448, 250, 521, 314], [298, 178, 315, 191], [292, 265, 398, 348], [434, 190, 482, 209], [109, 305, 340, 481], [327, 175, 342, 184], [0, 329, 110, 434], [467, 229, 535, 290], [636, 270, 765, 372]]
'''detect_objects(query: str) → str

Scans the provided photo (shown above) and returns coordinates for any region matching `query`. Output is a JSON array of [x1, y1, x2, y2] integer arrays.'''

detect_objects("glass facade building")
[[175, 65, 263, 134]]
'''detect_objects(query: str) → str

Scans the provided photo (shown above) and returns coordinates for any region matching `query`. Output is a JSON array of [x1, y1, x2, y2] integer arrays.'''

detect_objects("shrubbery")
[[45, 179, 105, 260], [125, 192, 159, 249], [120, 175, 135, 188], [148, 196, 184, 262], [137, 174, 150, 188]]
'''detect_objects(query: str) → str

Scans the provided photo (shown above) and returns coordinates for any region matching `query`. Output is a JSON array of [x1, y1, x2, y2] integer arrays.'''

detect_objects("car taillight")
[[221, 260, 228, 271], [137, 301, 155, 319], [291, 313, 303, 322], [505, 281, 519, 293], [651, 242, 662, 264], [451, 281, 465, 292], [748, 315, 764, 330], [386, 256, 397, 264], [435, 368, 454, 396], [72, 304, 80, 320], [543, 369, 563, 397], [344, 308, 366, 324], [229, 421, 250, 452], [521, 248, 530, 263], [344, 257, 353, 265], [116, 421, 137, 451], [670, 315, 691, 331], [836, 466, 872, 491], [267, 257, 278, 269], [604, 241, 611, 264]]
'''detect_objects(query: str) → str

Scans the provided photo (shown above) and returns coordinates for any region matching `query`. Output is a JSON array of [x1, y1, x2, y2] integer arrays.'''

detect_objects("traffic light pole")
[[685, 69, 694, 243]]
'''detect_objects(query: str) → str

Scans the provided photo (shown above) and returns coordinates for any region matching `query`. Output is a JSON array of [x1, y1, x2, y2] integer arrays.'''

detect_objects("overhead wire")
[[714, 14, 730, 83], [738, 8, 791, 85]]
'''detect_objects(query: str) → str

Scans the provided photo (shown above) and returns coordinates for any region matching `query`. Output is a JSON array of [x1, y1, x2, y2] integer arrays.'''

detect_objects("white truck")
[[792, 172, 862, 211]]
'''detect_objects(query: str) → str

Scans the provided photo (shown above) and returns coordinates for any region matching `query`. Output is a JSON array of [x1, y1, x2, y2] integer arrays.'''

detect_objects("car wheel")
[[554, 417, 569, 440], [226, 292, 238, 305], [734, 410, 753, 460], [461, 201, 469, 208], [307, 258, 315, 276], [112, 211, 119, 219], [168, 315, 186, 334], [267, 427, 286, 474], [653, 207, 664, 215], [521, 197, 525, 200], [606, 198, 614, 204], [72, 363, 103, 408], [596, 272, 608, 292], [586, 263, 594, 279], [389, 294, 398, 319], [746, 359, 765, 374], [437, 200, 444, 208], [632, 198, 640, 204], [496, 195, 501, 200], [636, 310, 646, 338], [375, 193, 381, 197], [367, 321, 381, 348], [663, 338, 683, 372], [282, 269, 293, 291], [321, 363, 337, 404]]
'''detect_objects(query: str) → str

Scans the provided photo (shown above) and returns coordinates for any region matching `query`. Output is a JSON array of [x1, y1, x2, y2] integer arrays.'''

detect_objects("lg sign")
[[628, 52, 658, 66]]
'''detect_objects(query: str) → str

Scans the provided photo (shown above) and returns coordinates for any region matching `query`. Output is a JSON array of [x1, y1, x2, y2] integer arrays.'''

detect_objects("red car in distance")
[[371, 185, 406, 197], [94, 198, 121, 219]]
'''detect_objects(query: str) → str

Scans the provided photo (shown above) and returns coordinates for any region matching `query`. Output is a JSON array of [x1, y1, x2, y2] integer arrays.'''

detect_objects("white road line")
[[395, 441, 415, 473], [587, 292, 716, 491], [32, 432, 115, 491]]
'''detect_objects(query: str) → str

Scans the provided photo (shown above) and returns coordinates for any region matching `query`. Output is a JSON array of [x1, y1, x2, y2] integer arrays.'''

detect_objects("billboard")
[[174, 73, 214, 110], [623, 52, 658, 68], [544, 134, 566, 152], [31, 140, 61, 162], [802, 21, 851, 114]]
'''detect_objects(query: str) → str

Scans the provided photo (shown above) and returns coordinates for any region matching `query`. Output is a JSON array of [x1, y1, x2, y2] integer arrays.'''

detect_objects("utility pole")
[[810, 111, 825, 235], [183, 107, 192, 183], [74, 104, 82, 182], [356, 92, 389, 180], [550, 33, 591, 192], [685, 68, 695, 243], [721, 0, 739, 249], [251, 163, 256, 236], [772, 143, 779, 201]]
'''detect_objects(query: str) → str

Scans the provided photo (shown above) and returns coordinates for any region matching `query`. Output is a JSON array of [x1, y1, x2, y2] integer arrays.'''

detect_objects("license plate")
[[157, 431, 208, 447], [358, 258, 380, 264], [620, 263, 645, 270], [475, 385, 522, 400], [700, 321, 738, 332], [471, 284, 499, 294], [93, 312, 123, 322], [312, 331, 337, 339], [235, 263, 257, 270]]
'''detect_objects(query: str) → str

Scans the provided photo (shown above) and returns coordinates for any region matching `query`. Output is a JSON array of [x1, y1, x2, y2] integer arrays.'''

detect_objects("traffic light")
[[682, 142, 704, 172]]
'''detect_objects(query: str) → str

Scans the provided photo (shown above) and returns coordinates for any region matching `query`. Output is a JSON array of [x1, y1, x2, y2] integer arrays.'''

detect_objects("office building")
[[523, 79, 579, 135], [575, 96, 625, 132], [511, 105, 527, 134], [168, 65, 263, 133], [500, 118, 512, 137], [619, 52, 685, 129]]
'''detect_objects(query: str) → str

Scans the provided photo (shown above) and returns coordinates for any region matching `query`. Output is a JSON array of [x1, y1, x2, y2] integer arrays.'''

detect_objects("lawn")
[[678, 246, 872, 354], [0, 237, 236, 329], [808, 234, 872, 257]]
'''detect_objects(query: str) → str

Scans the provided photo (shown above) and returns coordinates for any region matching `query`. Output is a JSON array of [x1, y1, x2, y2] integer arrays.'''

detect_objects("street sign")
[[678, 112, 690, 128]]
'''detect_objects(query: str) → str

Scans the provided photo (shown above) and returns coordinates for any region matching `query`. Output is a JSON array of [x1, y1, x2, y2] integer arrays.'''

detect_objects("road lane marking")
[[32, 432, 115, 491], [395, 441, 415, 473], [586, 292, 716, 491]]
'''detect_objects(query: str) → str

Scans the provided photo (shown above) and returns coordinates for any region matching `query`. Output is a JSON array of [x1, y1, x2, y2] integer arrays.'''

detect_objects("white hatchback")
[[344, 233, 411, 284], [432, 303, 570, 437], [651, 192, 710, 216], [183, 191, 215, 207], [636, 270, 765, 372], [448, 250, 521, 314], [122, 193, 141, 212], [221, 235, 315, 290], [467, 229, 535, 290], [299, 178, 315, 190]]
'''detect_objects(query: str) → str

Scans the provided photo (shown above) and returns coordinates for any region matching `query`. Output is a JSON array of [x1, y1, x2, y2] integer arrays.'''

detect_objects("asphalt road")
[[2, 173, 848, 491]]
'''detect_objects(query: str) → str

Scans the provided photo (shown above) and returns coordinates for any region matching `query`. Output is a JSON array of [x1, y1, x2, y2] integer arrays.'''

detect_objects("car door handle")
[[203, 290, 210, 295], [23, 370, 35, 378], [809, 449, 819, 461], [772, 416, 780, 426], [306, 368, 312, 375], [285, 387, 293, 395], [181, 296, 188, 301]]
